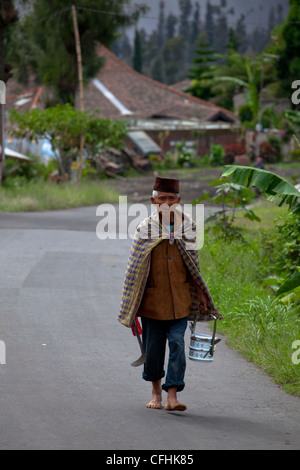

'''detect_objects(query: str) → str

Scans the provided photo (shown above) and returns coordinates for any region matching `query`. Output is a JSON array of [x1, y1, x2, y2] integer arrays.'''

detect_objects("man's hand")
[[199, 291, 209, 312], [190, 276, 209, 311]]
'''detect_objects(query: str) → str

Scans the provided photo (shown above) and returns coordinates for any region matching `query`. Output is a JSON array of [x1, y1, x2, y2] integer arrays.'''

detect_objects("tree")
[[8, 0, 148, 104], [268, 6, 276, 36], [190, 1, 200, 45], [213, 12, 228, 54], [205, 1, 214, 46], [248, 26, 269, 54], [111, 33, 132, 60], [150, 55, 164, 83], [227, 28, 239, 53], [276, 3, 284, 24], [275, 0, 300, 103], [162, 36, 185, 84], [165, 12, 178, 40], [0, 0, 19, 83], [235, 13, 247, 53], [8, 104, 127, 175], [186, 35, 217, 100], [211, 52, 267, 123], [157, 0, 165, 50], [178, 0, 192, 40], [0, 0, 25, 185], [133, 29, 142, 73], [143, 29, 159, 71]]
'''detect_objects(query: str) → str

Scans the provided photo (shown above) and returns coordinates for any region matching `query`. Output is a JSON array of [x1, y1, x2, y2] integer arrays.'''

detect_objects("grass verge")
[[0, 180, 120, 212], [200, 202, 300, 397]]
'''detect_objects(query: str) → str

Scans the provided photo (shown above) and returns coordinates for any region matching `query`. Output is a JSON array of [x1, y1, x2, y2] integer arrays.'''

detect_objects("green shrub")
[[238, 104, 253, 123], [209, 144, 225, 166], [290, 148, 300, 162], [176, 141, 195, 168], [274, 213, 300, 277], [200, 227, 300, 396], [267, 135, 283, 162], [4, 158, 55, 182]]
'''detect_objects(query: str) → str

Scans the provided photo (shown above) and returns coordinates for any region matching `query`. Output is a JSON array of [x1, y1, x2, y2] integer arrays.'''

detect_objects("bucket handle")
[[189, 314, 219, 358], [209, 315, 218, 358]]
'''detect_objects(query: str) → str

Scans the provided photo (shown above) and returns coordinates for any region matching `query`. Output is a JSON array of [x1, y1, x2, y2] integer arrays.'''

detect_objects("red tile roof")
[[5, 46, 237, 126], [170, 79, 192, 93], [5, 76, 46, 113], [79, 45, 237, 123]]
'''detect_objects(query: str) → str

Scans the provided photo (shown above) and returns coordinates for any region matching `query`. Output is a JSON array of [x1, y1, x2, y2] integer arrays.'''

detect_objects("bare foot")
[[146, 394, 162, 409], [165, 387, 186, 412], [146, 380, 162, 410], [165, 401, 186, 412]]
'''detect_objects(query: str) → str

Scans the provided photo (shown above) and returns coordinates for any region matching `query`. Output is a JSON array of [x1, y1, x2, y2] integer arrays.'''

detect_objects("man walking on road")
[[118, 177, 222, 411]]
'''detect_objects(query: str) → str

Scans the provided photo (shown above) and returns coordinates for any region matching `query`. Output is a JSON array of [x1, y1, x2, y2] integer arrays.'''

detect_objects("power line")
[[75, 6, 145, 18], [27, 7, 71, 24]]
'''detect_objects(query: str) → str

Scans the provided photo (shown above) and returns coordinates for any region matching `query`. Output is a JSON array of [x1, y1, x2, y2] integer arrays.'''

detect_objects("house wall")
[[146, 128, 244, 157]]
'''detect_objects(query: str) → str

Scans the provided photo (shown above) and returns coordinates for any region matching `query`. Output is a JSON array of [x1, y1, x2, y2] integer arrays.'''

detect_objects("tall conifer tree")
[[133, 29, 143, 73], [8, 0, 147, 104], [186, 35, 216, 100]]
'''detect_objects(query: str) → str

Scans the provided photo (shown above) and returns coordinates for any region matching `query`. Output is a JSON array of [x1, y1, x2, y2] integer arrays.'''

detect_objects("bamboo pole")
[[72, 5, 85, 183]]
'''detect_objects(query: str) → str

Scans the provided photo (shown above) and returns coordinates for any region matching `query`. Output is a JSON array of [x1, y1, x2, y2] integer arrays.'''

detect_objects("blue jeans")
[[141, 316, 188, 393]]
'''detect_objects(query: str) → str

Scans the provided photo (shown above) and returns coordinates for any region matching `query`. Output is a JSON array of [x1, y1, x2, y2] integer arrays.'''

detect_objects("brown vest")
[[138, 239, 192, 320]]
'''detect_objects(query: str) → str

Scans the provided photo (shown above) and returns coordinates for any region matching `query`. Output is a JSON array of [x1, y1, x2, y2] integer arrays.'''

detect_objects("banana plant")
[[192, 177, 259, 240], [222, 165, 300, 297], [275, 270, 300, 299], [213, 56, 261, 124], [222, 165, 300, 215]]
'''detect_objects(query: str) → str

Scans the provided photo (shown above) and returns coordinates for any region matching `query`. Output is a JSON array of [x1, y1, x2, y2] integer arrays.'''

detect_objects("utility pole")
[[72, 5, 85, 183]]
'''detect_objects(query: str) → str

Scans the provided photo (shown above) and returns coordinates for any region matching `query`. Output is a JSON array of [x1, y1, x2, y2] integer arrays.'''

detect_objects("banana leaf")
[[275, 272, 300, 297], [222, 165, 300, 213]]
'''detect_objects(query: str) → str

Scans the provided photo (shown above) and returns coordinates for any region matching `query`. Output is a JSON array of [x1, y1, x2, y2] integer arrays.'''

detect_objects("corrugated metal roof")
[[127, 131, 162, 155], [5, 147, 34, 162], [129, 119, 236, 131]]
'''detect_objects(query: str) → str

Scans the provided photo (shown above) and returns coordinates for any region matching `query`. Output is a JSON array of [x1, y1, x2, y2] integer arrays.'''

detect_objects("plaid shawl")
[[117, 209, 222, 328]]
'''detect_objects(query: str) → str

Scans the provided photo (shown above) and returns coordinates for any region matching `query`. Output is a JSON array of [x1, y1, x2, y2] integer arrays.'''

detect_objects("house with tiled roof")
[[5, 45, 241, 158], [5, 75, 47, 113], [77, 45, 241, 156]]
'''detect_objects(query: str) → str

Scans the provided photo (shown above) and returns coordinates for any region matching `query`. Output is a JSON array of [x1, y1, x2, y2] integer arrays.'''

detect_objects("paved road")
[[0, 206, 299, 450]]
